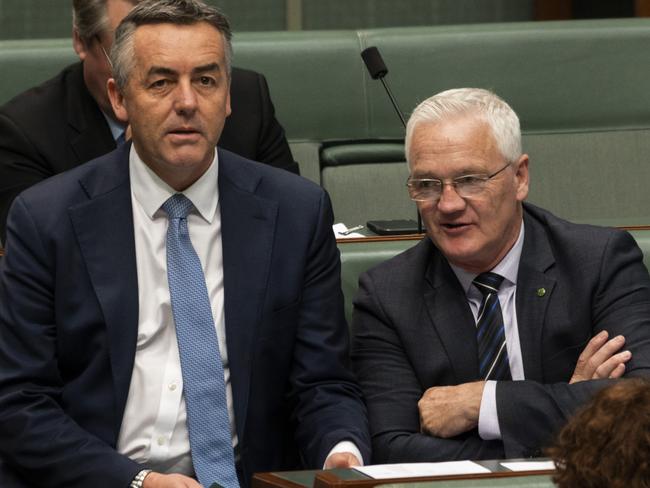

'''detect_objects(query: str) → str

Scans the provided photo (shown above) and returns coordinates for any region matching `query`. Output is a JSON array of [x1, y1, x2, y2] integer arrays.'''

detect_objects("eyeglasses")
[[95, 35, 113, 69], [406, 161, 512, 202]]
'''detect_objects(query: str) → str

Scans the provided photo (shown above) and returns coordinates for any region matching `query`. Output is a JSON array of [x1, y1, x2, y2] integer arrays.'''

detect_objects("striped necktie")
[[472, 272, 512, 381], [162, 193, 239, 488]]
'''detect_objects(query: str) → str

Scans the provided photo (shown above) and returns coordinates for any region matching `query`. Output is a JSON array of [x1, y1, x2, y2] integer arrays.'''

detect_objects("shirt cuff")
[[323, 440, 364, 468], [478, 380, 502, 440]]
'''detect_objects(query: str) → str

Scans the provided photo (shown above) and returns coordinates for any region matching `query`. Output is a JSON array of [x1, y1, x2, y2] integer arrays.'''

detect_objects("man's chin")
[[163, 147, 215, 168]]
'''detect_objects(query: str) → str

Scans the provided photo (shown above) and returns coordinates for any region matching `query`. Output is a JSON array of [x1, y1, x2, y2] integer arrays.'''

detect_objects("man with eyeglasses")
[[351, 87, 650, 463], [0, 0, 297, 244]]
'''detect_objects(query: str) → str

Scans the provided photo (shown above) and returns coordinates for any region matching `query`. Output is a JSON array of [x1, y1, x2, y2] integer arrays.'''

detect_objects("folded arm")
[[351, 273, 504, 463]]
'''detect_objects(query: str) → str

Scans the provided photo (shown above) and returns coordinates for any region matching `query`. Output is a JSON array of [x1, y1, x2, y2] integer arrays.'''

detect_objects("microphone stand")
[[361, 46, 422, 234]]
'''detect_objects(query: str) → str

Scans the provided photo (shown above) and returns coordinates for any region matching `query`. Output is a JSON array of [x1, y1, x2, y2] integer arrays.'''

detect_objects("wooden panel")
[[636, 0, 650, 16], [534, 0, 572, 20]]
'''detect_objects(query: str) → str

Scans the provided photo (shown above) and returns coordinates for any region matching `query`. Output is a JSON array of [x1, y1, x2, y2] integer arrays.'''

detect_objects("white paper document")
[[353, 461, 491, 479], [501, 461, 556, 472], [333, 223, 365, 238]]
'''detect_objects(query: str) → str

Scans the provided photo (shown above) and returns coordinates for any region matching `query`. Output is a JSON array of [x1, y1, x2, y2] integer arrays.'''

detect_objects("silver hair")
[[405, 88, 522, 166], [110, 0, 233, 90], [72, 0, 140, 42]]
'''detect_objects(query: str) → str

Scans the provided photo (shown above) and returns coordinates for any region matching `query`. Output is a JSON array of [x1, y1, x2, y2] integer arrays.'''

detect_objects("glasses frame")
[[95, 35, 113, 69], [406, 161, 513, 202]]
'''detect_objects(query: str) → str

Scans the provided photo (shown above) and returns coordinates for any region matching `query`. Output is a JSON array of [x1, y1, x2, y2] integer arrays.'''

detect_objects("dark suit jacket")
[[0, 61, 297, 242], [352, 203, 650, 463], [0, 146, 369, 488]]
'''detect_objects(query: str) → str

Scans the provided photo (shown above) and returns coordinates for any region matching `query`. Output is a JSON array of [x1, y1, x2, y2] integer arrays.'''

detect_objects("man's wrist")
[[130, 469, 152, 488]]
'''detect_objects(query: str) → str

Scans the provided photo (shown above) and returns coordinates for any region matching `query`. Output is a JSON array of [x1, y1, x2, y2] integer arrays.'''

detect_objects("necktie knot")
[[162, 193, 194, 220], [473, 272, 504, 297]]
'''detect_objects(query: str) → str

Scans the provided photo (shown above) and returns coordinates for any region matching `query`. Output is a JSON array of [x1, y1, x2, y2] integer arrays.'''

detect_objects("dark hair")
[[547, 379, 650, 488], [110, 0, 232, 89], [72, 0, 141, 42]]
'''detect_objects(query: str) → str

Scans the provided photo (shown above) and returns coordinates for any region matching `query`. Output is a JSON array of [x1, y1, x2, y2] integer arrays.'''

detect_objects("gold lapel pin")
[[537, 288, 546, 297]]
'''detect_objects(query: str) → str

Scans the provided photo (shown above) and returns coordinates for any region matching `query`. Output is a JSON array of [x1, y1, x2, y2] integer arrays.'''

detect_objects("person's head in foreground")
[[548, 379, 650, 488]]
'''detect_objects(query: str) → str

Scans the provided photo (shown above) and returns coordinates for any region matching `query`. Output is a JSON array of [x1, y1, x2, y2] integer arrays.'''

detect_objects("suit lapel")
[[66, 62, 116, 166], [218, 150, 278, 441], [516, 210, 556, 381], [68, 145, 139, 430], [423, 242, 481, 382]]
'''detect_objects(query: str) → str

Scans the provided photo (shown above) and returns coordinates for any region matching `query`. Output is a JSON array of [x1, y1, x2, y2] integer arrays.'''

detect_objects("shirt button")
[[157, 436, 166, 446], [169, 383, 177, 391]]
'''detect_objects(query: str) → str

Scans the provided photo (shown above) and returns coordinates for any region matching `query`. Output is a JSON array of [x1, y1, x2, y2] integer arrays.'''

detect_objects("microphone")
[[361, 47, 407, 128], [361, 46, 422, 233]]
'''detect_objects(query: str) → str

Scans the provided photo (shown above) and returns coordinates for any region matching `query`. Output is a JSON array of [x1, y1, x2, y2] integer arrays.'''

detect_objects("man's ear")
[[514, 153, 530, 202], [107, 78, 129, 124], [72, 29, 89, 61]]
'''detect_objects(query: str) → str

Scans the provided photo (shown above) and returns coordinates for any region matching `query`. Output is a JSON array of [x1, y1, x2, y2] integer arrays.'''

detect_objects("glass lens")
[[454, 175, 488, 197], [408, 179, 442, 201]]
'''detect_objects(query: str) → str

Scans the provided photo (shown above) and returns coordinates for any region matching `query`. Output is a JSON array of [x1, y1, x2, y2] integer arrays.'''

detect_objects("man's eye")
[[418, 180, 441, 189], [198, 76, 215, 86], [150, 79, 168, 89], [456, 175, 485, 186]]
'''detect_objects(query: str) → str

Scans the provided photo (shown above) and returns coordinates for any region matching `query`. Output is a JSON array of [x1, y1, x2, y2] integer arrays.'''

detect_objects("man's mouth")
[[440, 222, 470, 229], [169, 127, 199, 135]]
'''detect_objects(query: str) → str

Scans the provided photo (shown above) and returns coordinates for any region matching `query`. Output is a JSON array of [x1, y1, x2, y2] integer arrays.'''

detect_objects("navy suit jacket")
[[352, 203, 650, 463], [0, 61, 297, 243], [0, 145, 369, 487]]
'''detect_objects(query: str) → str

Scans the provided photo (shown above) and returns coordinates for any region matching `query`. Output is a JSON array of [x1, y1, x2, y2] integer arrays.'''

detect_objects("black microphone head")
[[361, 46, 388, 79]]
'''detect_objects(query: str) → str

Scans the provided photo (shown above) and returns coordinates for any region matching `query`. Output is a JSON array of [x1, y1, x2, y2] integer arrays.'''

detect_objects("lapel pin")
[[537, 287, 546, 297]]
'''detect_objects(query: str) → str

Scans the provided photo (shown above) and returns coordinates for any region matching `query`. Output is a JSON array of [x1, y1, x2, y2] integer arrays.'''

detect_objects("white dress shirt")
[[449, 221, 525, 440], [117, 146, 236, 476], [117, 146, 362, 474]]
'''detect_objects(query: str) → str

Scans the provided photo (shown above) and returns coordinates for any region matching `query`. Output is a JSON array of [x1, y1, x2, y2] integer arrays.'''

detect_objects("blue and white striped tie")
[[473, 272, 512, 381]]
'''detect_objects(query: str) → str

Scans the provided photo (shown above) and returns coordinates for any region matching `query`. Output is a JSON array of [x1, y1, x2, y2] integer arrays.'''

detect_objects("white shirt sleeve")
[[323, 441, 364, 468], [478, 380, 502, 440]]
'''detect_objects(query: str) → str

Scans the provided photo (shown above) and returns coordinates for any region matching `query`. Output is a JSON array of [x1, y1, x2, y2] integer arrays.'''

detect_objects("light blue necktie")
[[162, 193, 239, 488]]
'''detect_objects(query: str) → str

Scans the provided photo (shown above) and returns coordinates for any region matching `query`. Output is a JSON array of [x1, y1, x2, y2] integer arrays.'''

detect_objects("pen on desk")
[[339, 225, 364, 236]]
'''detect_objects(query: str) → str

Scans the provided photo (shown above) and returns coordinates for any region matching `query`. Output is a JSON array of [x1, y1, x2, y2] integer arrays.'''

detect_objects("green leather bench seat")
[[235, 20, 650, 226], [2, 19, 650, 227]]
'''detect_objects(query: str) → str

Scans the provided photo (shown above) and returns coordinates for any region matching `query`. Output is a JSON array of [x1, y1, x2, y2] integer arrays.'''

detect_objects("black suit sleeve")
[[352, 272, 505, 463], [496, 230, 650, 457], [250, 73, 298, 174], [0, 111, 55, 243], [289, 190, 370, 466], [221, 68, 298, 174]]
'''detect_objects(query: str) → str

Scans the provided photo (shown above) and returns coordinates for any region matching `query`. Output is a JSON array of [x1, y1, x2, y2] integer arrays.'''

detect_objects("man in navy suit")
[[0, 0, 298, 243], [0, 1, 369, 487], [352, 88, 650, 464]]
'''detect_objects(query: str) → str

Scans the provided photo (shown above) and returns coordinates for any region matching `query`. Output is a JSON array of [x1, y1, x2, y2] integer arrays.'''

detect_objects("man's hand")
[[570, 330, 631, 384], [324, 452, 362, 469], [418, 382, 485, 438], [143, 472, 203, 488]]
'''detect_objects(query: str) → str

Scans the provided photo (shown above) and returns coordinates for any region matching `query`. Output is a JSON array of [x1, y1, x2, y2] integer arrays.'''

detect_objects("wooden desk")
[[253, 461, 555, 488]]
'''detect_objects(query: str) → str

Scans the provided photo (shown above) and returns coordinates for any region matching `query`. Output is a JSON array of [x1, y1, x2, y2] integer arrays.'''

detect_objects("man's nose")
[[173, 80, 198, 115], [436, 183, 466, 213]]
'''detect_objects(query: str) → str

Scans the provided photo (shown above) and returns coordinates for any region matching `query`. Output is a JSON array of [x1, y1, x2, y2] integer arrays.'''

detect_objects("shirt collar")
[[450, 220, 525, 295], [129, 145, 219, 223], [101, 111, 127, 142]]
